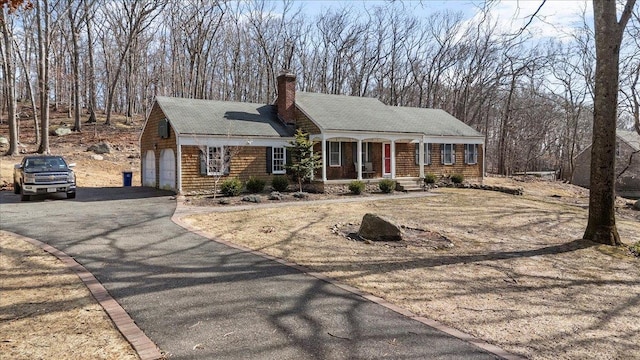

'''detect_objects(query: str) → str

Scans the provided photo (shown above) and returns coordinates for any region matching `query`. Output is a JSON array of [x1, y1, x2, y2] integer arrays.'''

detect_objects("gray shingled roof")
[[296, 92, 483, 137], [618, 129, 640, 151], [155, 96, 293, 137]]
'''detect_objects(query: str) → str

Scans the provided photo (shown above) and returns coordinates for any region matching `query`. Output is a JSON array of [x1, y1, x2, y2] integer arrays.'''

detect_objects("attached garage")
[[143, 150, 156, 187], [159, 149, 176, 191]]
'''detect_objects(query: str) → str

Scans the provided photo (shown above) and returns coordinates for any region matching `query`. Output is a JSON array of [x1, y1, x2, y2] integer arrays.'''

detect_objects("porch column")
[[391, 140, 396, 179], [418, 140, 425, 178], [357, 140, 363, 180], [322, 137, 327, 182]]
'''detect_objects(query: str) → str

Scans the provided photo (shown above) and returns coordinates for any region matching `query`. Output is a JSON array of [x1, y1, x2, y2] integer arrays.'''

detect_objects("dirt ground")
[[180, 179, 640, 360], [0, 115, 143, 360], [0, 233, 139, 360], [2, 113, 640, 359]]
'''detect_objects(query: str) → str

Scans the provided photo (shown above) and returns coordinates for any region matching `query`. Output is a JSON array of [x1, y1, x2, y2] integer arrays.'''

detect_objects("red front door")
[[383, 143, 391, 175]]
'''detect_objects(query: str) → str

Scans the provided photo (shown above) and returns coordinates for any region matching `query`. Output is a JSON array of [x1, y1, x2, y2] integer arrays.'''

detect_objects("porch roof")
[[296, 92, 483, 138], [155, 96, 294, 138]]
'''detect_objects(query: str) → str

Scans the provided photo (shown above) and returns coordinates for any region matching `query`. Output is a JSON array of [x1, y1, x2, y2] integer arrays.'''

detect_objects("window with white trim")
[[441, 144, 455, 165], [329, 141, 341, 166], [465, 144, 478, 165], [415, 143, 432, 165], [207, 146, 230, 175], [272, 147, 286, 174]]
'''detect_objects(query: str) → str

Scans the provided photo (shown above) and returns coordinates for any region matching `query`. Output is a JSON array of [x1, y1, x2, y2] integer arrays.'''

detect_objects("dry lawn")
[[0, 232, 139, 360], [181, 180, 640, 360], [1, 116, 142, 359]]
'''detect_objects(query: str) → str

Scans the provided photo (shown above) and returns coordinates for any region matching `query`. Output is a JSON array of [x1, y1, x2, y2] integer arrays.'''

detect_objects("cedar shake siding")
[[294, 108, 321, 135], [181, 145, 283, 193], [316, 141, 483, 181], [140, 105, 178, 189]]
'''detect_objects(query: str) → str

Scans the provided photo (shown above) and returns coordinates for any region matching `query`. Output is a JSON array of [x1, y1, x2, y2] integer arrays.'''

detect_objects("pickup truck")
[[14, 155, 76, 201]]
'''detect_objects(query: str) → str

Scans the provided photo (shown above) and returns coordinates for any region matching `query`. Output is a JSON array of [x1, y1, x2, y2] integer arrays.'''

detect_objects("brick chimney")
[[276, 71, 296, 125]]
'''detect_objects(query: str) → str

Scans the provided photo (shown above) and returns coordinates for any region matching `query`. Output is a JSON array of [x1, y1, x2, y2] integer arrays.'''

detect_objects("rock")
[[91, 154, 104, 161], [242, 195, 262, 203], [358, 213, 402, 241], [87, 142, 112, 154], [269, 191, 283, 200], [218, 199, 230, 205], [293, 192, 308, 199], [634, 200, 640, 211], [0, 136, 8, 145], [52, 127, 72, 136]]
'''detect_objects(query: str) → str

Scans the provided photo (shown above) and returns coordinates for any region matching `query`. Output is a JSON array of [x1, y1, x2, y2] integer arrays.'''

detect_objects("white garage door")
[[143, 150, 156, 187], [159, 149, 176, 191]]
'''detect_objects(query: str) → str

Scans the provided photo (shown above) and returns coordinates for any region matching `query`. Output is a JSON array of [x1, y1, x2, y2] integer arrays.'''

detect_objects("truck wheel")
[[67, 192, 76, 199], [14, 183, 20, 194]]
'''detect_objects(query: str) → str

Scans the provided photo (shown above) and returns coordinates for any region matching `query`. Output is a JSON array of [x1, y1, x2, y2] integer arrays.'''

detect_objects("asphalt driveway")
[[0, 187, 501, 359]]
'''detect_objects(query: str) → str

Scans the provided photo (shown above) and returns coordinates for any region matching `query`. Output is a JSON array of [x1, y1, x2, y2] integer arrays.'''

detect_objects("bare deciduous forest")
[[0, 0, 639, 177]]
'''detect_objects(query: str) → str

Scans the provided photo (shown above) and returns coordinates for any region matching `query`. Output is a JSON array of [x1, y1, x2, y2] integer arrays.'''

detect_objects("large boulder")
[[87, 142, 112, 154], [358, 213, 402, 241], [51, 127, 72, 136], [634, 200, 640, 211]]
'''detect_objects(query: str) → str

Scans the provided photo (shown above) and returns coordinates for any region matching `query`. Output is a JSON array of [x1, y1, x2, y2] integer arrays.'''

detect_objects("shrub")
[[220, 178, 242, 196], [630, 241, 640, 258], [424, 173, 437, 184], [271, 176, 289, 192], [378, 179, 396, 193], [348, 180, 366, 195], [450, 174, 464, 184], [245, 176, 266, 193]]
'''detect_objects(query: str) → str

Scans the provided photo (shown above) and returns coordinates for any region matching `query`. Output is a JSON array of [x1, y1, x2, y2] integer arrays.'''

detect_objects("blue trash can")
[[122, 171, 133, 187]]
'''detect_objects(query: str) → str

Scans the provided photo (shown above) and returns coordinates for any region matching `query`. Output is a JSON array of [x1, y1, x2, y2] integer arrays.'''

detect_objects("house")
[[572, 129, 640, 198], [139, 72, 485, 194]]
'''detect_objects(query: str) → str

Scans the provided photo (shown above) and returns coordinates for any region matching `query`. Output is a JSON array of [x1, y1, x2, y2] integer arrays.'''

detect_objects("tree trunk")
[[36, 0, 50, 155], [583, 0, 635, 245], [69, 0, 81, 132], [1, 8, 19, 156]]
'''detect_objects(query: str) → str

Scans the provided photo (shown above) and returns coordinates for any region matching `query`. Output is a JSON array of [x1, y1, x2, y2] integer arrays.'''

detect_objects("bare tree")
[[0, 6, 18, 155], [584, 0, 636, 246], [100, 0, 164, 125], [36, 0, 50, 154]]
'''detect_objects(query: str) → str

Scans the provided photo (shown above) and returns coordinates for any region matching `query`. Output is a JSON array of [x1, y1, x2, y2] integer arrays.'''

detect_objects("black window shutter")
[[200, 149, 207, 175], [341, 142, 346, 166], [266, 147, 273, 174], [285, 148, 292, 170], [352, 142, 357, 164], [415, 143, 419, 165], [224, 148, 231, 175]]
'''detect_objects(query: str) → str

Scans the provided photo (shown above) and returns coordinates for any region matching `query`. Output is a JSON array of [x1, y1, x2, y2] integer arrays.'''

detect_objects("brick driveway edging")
[[2, 230, 163, 360]]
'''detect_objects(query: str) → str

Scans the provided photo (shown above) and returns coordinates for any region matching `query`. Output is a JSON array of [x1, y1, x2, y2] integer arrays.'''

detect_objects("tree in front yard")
[[285, 129, 322, 192], [584, 0, 636, 246]]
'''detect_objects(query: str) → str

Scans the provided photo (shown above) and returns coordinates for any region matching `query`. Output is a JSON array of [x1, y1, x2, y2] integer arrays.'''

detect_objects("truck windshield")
[[24, 157, 68, 172]]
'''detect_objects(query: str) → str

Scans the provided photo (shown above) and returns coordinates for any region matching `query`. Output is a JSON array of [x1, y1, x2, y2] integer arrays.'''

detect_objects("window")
[[272, 147, 286, 174], [465, 144, 478, 165], [415, 143, 432, 165], [329, 141, 341, 166], [441, 144, 455, 165], [360, 142, 371, 162], [207, 146, 230, 175]]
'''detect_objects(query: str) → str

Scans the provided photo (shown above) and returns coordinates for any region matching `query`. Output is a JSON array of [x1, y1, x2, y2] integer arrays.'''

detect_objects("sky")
[[293, 0, 593, 41]]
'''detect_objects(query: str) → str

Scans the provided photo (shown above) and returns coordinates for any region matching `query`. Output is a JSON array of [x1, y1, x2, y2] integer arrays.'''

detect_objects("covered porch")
[[310, 132, 428, 182]]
